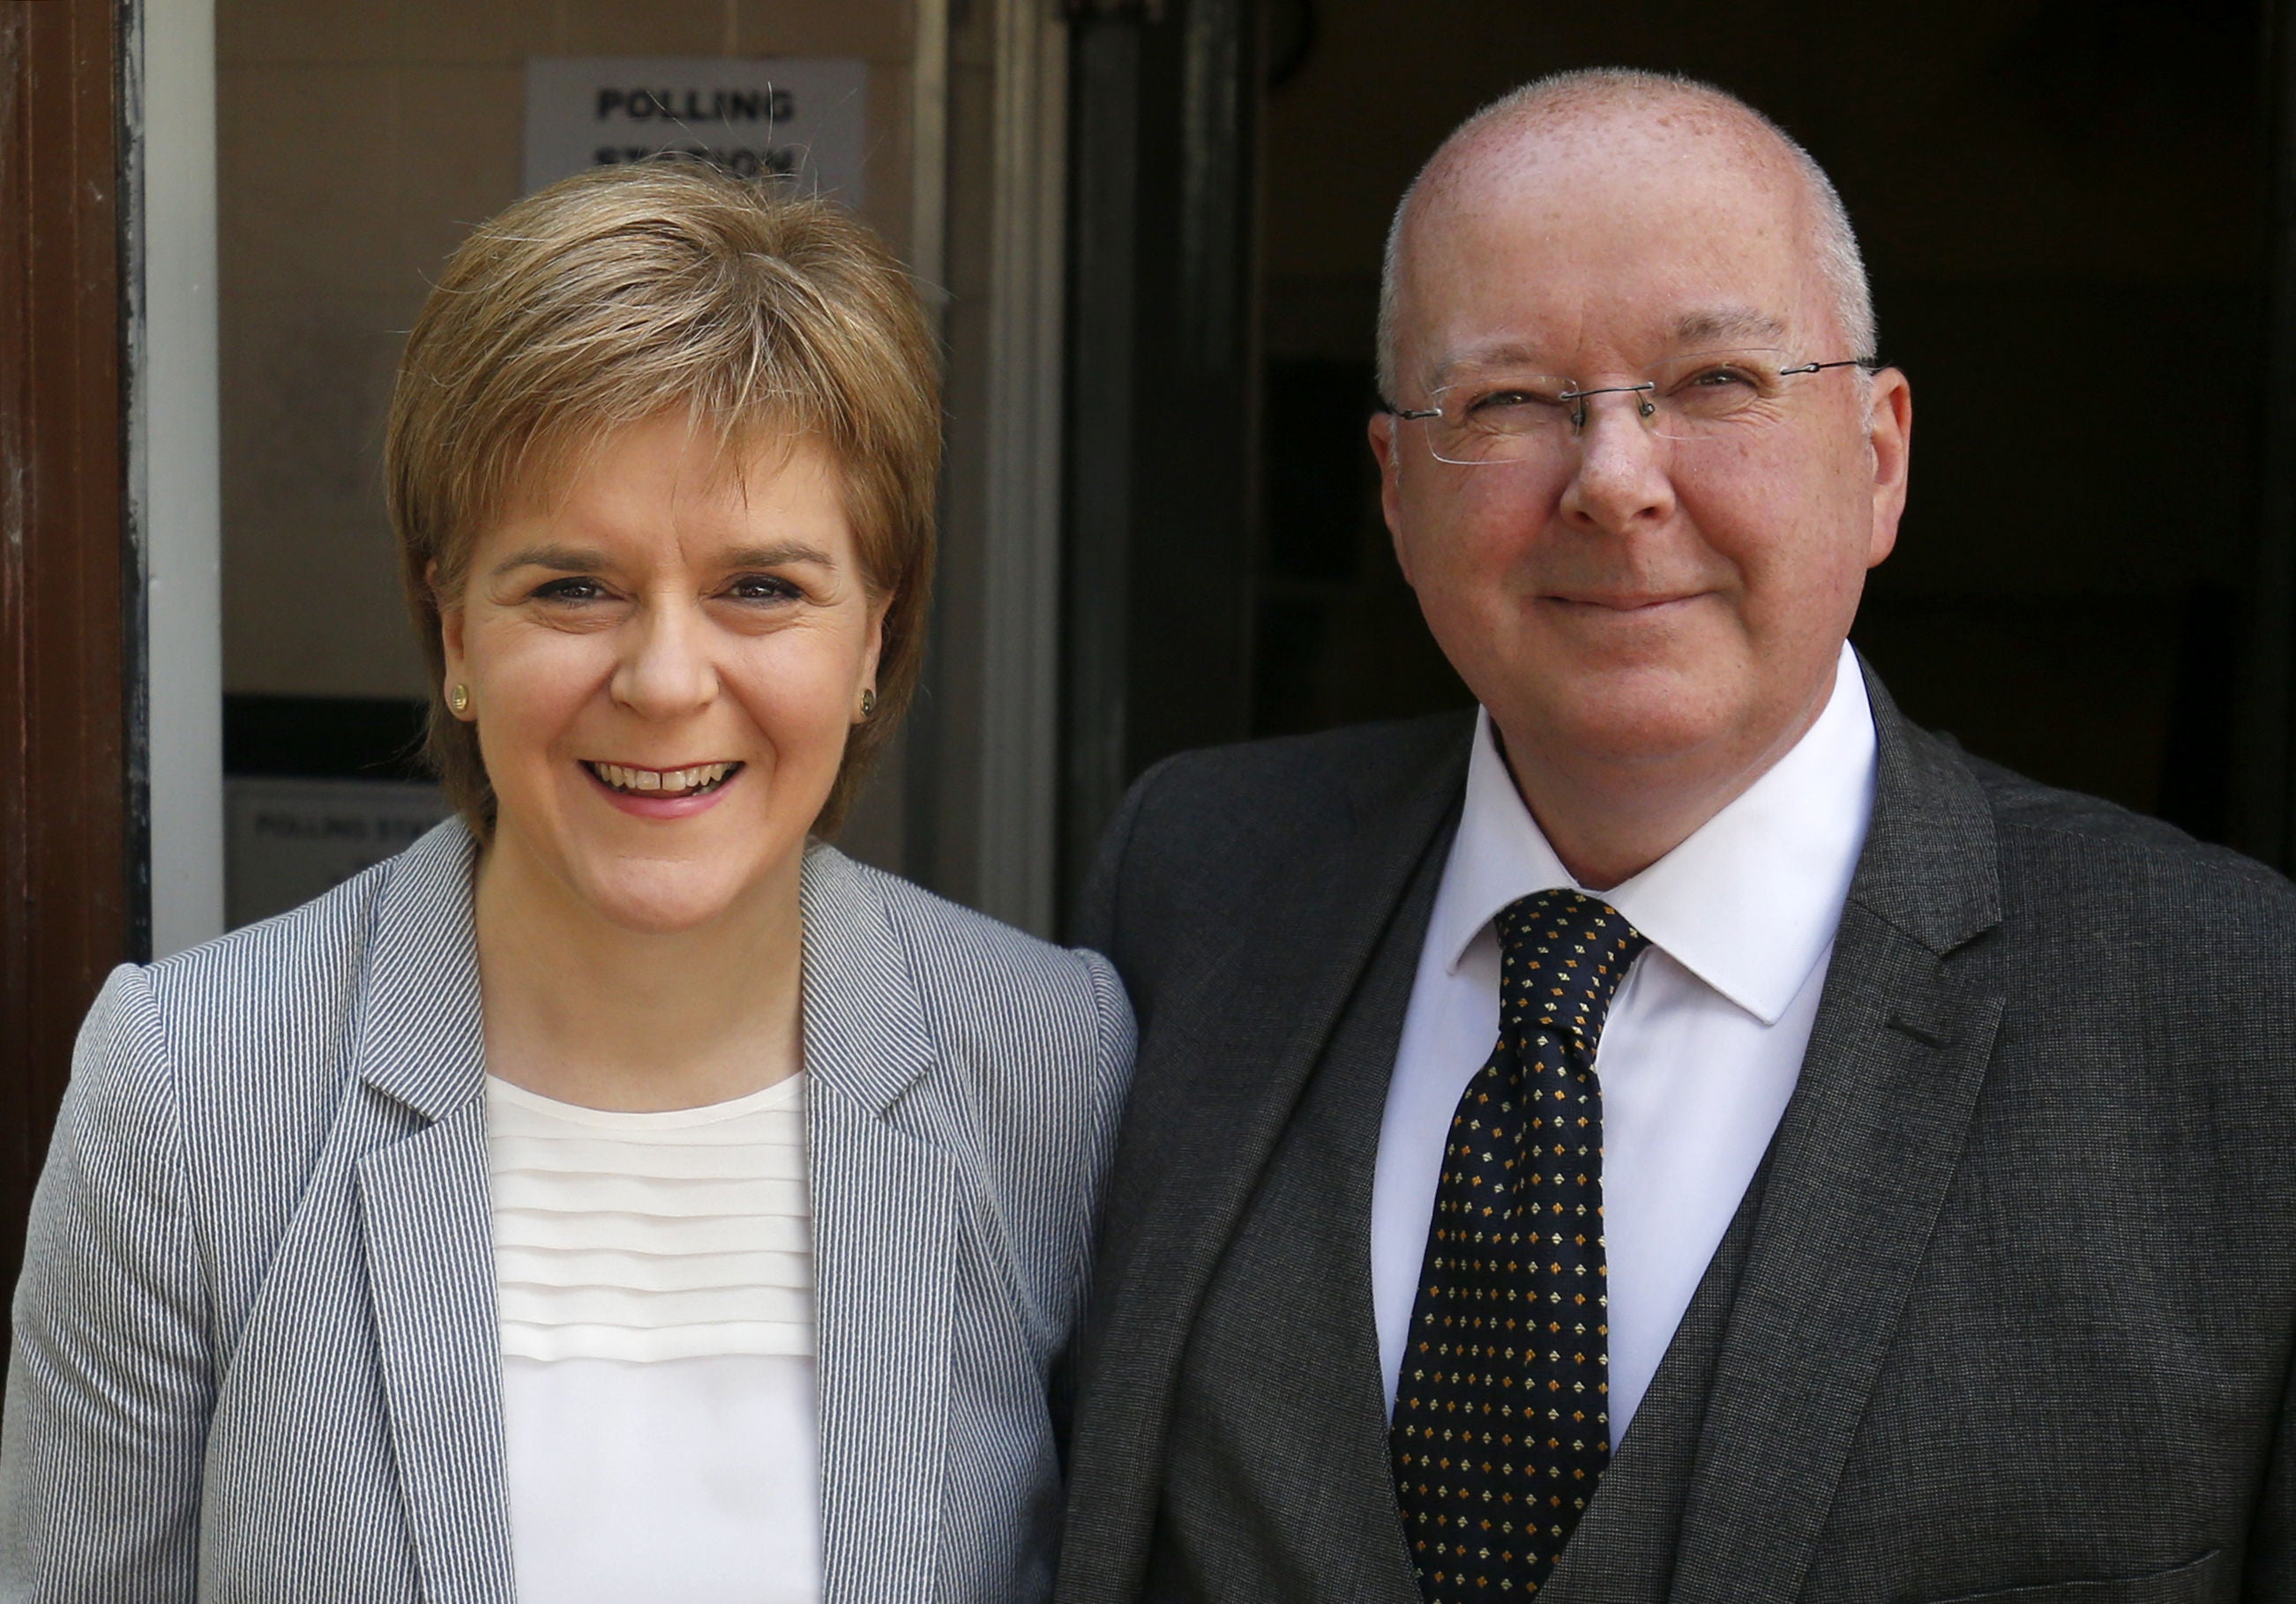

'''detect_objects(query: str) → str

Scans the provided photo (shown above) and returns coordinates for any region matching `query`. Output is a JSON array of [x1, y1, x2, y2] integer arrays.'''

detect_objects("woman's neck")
[[471, 832, 805, 1113]]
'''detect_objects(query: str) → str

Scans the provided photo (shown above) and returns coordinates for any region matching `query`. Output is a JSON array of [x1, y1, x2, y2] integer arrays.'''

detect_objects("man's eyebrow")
[[1425, 315, 1794, 384], [1672, 308, 1790, 347], [1427, 339, 1556, 384]]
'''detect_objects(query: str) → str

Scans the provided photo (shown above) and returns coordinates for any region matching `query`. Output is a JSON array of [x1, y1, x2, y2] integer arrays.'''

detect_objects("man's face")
[[1370, 124, 1911, 788]]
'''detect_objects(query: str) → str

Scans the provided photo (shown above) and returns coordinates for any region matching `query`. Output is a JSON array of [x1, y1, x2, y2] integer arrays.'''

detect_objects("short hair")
[[387, 159, 939, 838], [1375, 68, 1876, 401]]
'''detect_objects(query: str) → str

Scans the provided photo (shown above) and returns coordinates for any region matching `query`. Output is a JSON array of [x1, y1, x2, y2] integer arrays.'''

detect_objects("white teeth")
[[592, 761, 733, 796]]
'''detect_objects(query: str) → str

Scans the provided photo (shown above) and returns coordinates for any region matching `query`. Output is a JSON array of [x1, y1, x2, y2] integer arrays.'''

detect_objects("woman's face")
[[440, 412, 883, 936]]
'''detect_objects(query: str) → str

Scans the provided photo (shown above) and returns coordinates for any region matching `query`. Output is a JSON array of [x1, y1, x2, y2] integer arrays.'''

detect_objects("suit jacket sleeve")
[[1, 964, 213, 1601], [1048, 949, 1138, 1469]]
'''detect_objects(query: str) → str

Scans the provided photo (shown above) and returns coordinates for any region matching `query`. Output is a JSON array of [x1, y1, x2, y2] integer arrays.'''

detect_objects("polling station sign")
[[523, 57, 866, 201]]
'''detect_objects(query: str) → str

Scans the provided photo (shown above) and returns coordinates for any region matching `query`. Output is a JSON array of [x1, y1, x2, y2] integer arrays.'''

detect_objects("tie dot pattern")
[[1391, 889, 1649, 1602]]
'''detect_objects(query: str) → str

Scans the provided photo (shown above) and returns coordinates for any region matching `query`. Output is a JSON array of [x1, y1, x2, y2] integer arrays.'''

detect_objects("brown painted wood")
[[0, 0, 132, 1332]]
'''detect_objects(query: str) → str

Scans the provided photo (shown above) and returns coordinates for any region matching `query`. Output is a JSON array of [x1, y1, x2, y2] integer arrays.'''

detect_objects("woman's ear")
[[430, 558, 470, 693], [854, 593, 891, 725], [861, 593, 890, 689]]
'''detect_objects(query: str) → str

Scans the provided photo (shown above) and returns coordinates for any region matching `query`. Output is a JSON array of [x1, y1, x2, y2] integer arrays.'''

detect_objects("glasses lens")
[[1425, 376, 1574, 464], [1645, 348, 1790, 441]]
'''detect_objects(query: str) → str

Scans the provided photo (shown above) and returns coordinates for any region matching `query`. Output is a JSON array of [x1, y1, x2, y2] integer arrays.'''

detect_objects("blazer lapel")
[[799, 846, 954, 1604], [349, 821, 519, 1603], [1664, 665, 2008, 1604], [1063, 718, 1473, 1602]]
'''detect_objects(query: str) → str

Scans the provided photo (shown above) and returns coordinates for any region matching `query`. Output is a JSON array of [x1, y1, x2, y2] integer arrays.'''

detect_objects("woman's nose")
[[610, 601, 719, 718]]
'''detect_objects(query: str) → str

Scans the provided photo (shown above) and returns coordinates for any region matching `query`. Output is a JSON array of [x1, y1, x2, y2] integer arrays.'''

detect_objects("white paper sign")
[[225, 777, 452, 929], [523, 56, 867, 202]]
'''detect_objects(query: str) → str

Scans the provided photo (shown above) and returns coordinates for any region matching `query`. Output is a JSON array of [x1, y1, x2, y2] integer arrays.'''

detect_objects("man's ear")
[[1863, 368, 1913, 568], [1369, 411, 1415, 586]]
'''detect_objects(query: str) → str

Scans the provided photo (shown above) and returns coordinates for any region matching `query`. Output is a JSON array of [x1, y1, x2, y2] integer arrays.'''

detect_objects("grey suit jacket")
[[1058, 663, 2296, 1604], [0, 819, 1134, 1602]]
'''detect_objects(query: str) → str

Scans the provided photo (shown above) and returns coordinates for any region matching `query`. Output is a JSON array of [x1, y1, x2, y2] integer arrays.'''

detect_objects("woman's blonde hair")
[[386, 159, 939, 837]]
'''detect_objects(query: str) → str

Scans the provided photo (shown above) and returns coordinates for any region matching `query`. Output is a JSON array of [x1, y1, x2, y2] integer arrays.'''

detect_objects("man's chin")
[[1555, 711, 1726, 772], [1500, 673, 1739, 771]]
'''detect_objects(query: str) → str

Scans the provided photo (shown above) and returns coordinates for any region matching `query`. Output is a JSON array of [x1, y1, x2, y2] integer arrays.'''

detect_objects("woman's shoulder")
[[114, 822, 475, 1108], [804, 843, 1128, 1043], [804, 847, 1133, 1250], [146, 860, 390, 1009], [49, 856, 403, 1241], [147, 824, 466, 1013]]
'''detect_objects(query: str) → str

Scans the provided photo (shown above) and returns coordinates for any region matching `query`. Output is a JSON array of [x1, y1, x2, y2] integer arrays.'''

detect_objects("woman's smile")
[[580, 757, 747, 818]]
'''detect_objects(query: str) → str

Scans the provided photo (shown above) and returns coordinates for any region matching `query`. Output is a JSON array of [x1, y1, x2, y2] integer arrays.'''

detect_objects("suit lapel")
[[358, 1105, 518, 1603], [1064, 718, 1473, 1602], [1152, 808, 1457, 1602], [1663, 666, 2008, 1604], [1306, 829, 1460, 1600], [350, 821, 519, 1603], [1543, 1152, 1774, 1604], [799, 846, 954, 1604]]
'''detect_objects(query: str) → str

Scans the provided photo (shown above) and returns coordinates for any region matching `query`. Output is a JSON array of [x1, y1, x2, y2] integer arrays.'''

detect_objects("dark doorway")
[[1066, 0, 2290, 898]]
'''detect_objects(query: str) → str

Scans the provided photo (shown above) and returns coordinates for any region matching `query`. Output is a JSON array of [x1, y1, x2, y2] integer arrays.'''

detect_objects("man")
[[1056, 68, 2296, 1604]]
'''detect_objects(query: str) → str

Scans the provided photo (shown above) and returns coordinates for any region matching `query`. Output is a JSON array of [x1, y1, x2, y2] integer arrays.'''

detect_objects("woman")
[[0, 161, 1131, 1603]]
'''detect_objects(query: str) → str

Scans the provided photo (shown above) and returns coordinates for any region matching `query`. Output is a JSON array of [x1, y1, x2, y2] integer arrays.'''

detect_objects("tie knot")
[[1494, 888, 1649, 1056]]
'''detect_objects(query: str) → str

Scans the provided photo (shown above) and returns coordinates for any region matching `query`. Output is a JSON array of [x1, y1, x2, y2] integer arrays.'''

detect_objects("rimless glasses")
[[1388, 348, 1883, 466]]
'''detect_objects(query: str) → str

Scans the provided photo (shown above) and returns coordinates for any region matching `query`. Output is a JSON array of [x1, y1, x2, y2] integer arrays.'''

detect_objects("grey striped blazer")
[[0, 820, 1133, 1602]]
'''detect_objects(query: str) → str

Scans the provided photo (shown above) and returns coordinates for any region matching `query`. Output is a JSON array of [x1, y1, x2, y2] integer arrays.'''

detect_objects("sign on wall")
[[523, 57, 868, 201], [225, 777, 452, 929]]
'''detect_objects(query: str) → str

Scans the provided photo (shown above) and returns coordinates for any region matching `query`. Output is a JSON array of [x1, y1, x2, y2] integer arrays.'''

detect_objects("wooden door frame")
[[0, 0, 137, 1333]]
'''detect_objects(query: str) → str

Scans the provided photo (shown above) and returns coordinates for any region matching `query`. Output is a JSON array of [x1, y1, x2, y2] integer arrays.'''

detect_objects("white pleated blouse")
[[486, 1071, 821, 1604]]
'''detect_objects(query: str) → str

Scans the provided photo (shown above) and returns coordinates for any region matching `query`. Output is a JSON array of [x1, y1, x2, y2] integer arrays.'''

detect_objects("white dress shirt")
[[1371, 644, 1876, 1445]]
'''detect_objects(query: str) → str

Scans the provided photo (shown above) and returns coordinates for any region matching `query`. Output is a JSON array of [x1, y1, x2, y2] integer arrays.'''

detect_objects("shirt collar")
[[1428, 642, 1877, 1025]]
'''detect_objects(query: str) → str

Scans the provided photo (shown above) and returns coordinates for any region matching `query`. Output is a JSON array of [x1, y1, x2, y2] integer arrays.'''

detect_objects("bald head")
[[1375, 70, 1874, 402]]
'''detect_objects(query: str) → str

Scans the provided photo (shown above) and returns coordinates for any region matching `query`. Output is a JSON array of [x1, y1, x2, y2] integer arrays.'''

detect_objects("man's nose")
[[610, 601, 719, 718], [1557, 392, 1677, 533]]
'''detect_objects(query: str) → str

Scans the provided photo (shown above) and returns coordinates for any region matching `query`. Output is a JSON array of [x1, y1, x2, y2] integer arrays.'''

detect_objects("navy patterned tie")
[[1392, 888, 1650, 1600]]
